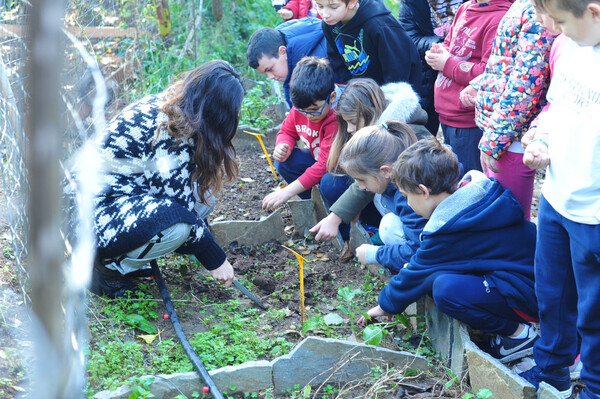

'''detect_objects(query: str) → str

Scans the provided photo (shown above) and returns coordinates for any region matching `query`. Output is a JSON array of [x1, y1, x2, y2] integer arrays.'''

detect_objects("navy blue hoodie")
[[321, 0, 425, 101], [378, 172, 538, 318], [277, 17, 327, 108]]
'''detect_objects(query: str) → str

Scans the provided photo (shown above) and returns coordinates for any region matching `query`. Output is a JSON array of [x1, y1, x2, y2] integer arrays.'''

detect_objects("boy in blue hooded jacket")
[[358, 139, 539, 363]]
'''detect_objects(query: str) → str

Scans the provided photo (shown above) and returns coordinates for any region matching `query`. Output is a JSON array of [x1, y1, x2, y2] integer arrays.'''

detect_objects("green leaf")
[[323, 313, 344, 326], [124, 314, 157, 334], [363, 325, 383, 345], [395, 313, 411, 328], [302, 315, 321, 335], [337, 286, 361, 301], [477, 388, 493, 398]]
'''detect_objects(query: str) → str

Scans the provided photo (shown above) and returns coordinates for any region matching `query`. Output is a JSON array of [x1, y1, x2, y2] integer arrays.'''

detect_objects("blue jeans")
[[432, 274, 530, 335], [275, 148, 315, 200], [319, 172, 354, 240], [533, 196, 600, 392], [441, 124, 483, 173]]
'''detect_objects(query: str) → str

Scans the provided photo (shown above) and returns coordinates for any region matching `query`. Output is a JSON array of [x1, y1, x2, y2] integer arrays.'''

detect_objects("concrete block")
[[210, 210, 285, 247], [465, 340, 536, 399], [233, 125, 263, 148], [272, 336, 428, 393]]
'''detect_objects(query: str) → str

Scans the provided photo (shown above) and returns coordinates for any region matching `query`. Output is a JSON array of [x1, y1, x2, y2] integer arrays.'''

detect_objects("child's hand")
[[278, 8, 294, 21], [309, 212, 343, 241], [459, 85, 478, 107], [273, 143, 291, 162], [356, 305, 392, 327], [480, 152, 499, 174], [262, 186, 294, 212], [425, 46, 450, 71], [355, 244, 375, 266], [523, 132, 550, 169], [429, 42, 444, 53]]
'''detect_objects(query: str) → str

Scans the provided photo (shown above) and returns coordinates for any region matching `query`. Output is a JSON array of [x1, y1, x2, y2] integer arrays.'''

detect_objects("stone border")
[[93, 337, 428, 399]]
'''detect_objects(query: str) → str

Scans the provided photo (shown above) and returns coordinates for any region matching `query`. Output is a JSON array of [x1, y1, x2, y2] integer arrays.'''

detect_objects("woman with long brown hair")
[[90, 60, 244, 298]]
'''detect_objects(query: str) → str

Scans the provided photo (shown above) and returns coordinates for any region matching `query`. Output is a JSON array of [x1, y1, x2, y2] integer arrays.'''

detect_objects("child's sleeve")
[[442, 24, 500, 87], [329, 182, 375, 223], [275, 111, 300, 149], [296, 115, 338, 189], [478, 19, 554, 160]]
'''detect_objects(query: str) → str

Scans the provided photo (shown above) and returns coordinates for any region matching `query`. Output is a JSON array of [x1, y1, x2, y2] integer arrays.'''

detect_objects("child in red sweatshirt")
[[425, 0, 513, 172], [262, 57, 341, 212]]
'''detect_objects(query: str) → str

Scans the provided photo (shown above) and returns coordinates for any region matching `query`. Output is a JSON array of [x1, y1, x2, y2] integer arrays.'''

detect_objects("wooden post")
[[212, 0, 223, 21]]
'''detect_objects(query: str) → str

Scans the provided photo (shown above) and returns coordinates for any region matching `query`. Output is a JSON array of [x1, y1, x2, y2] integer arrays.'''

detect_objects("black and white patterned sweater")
[[93, 94, 225, 270]]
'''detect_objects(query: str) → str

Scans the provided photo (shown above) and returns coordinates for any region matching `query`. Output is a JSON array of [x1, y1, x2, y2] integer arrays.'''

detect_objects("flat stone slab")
[[210, 210, 285, 247], [465, 340, 536, 399], [287, 198, 316, 237], [272, 336, 428, 393], [94, 337, 428, 399]]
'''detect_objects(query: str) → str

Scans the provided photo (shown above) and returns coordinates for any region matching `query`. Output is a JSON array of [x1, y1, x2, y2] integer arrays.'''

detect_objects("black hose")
[[150, 260, 224, 399]]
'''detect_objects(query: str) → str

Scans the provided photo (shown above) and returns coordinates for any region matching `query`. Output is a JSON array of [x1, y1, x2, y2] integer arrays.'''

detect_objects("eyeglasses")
[[296, 93, 331, 116]]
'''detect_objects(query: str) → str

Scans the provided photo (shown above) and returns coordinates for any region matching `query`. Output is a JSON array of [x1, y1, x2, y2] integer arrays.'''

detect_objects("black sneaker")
[[485, 324, 539, 363], [519, 365, 572, 399], [91, 261, 138, 299]]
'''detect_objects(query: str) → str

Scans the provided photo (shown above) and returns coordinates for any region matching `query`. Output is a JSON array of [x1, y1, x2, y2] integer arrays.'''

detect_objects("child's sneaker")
[[485, 324, 539, 363], [512, 354, 582, 380], [519, 365, 572, 399]]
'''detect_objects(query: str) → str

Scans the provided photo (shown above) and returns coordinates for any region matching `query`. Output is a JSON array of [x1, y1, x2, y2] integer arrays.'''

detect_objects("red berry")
[[164, 313, 169, 319], [150, 276, 154, 280], [203, 386, 209, 393]]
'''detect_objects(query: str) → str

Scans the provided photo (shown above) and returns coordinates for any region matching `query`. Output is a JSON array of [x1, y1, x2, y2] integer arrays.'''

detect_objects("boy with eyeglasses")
[[263, 57, 345, 212]]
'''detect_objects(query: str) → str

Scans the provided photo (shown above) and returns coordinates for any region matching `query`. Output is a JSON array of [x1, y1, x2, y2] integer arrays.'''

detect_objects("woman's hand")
[[209, 259, 235, 288], [309, 212, 343, 241], [356, 305, 392, 327]]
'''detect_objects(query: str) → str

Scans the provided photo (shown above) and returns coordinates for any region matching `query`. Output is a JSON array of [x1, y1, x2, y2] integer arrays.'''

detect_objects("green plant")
[[126, 376, 155, 399], [240, 85, 278, 131]]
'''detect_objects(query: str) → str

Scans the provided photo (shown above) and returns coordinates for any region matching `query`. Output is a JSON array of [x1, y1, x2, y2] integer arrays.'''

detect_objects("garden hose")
[[150, 260, 224, 399]]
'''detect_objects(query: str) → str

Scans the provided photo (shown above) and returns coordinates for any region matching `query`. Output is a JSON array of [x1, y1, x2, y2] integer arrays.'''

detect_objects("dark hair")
[[159, 60, 245, 204], [289, 57, 335, 109], [533, 0, 596, 17], [247, 28, 286, 69], [327, 78, 387, 172], [338, 120, 417, 177], [393, 139, 459, 195]]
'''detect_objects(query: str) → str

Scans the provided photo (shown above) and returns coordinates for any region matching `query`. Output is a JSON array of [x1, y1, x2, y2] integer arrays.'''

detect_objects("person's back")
[[317, 0, 425, 101], [247, 17, 326, 108]]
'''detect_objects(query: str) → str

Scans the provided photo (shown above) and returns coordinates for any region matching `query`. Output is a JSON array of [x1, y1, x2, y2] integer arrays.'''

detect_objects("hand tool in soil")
[[150, 260, 224, 399], [281, 245, 310, 323], [196, 269, 267, 310], [232, 279, 267, 310]]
